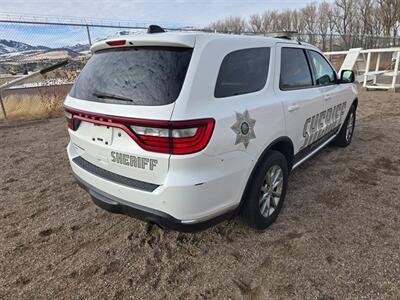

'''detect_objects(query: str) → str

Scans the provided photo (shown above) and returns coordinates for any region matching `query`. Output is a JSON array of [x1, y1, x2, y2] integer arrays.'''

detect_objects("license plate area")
[[84, 121, 113, 146]]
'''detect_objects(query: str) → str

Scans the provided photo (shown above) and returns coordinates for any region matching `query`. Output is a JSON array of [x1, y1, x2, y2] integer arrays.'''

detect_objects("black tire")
[[241, 150, 289, 230], [331, 104, 356, 147]]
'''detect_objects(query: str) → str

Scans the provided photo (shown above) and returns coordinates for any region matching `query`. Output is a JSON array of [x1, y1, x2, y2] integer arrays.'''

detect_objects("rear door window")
[[280, 47, 313, 90], [215, 47, 270, 98], [69, 47, 193, 106]]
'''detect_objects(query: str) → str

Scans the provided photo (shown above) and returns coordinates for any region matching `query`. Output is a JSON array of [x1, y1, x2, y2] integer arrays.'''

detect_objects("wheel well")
[[352, 98, 358, 109], [236, 137, 294, 215], [269, 139, 294, 171]]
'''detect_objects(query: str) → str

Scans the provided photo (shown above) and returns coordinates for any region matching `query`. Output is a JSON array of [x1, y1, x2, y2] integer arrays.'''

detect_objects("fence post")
[[0, 93, 7, 120], [86, 25, 92, 46]]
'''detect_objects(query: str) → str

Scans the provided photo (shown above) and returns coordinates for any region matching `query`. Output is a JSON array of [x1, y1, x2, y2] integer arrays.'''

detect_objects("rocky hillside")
[[0, 40, 86, 62], [0, 39, 49, 54]]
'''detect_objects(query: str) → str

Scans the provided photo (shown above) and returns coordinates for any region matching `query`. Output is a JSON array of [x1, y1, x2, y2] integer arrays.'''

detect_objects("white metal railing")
[[325, 48, 400, 91]]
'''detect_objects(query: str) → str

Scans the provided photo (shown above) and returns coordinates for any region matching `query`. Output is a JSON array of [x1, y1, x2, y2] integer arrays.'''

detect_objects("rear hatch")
[[64, 40, 194, 186]]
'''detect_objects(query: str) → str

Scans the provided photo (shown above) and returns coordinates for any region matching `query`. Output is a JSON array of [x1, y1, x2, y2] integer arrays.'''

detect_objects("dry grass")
[[0, 94, 64, 121], [0, 85, 70, 121]]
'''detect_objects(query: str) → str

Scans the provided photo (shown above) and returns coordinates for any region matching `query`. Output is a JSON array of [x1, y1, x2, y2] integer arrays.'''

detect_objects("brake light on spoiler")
[[106, 40, 126, 46], [64, 108, 215, 155]]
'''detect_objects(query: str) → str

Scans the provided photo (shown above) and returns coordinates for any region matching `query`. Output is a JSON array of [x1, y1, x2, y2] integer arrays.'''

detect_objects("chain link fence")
[[242, 32, 400, 51], [296, 33, 400, 52], [0, 20, 147, 121], [1, 18, 399, 122], [295, 33, 400, 72]]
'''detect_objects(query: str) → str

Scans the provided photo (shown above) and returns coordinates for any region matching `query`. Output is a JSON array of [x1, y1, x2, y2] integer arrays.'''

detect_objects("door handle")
[[288, 104, 300, 112], [324, 94, 331, 101]]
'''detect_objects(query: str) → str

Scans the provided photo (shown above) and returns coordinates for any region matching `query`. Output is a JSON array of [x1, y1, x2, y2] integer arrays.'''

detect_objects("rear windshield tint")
[[69, 46, 193, 106]]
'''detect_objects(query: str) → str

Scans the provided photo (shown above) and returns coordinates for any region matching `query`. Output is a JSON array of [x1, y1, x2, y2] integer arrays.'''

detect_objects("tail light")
[[64, 108, 214, 155], [65, 110, 73, 129], [131, 119, 215, 154]]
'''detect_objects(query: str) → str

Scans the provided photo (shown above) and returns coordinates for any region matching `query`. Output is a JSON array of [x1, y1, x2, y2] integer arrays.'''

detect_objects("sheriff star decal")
[[231, 110, 256, 149]]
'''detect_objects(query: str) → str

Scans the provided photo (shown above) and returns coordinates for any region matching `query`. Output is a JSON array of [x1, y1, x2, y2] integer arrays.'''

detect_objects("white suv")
[[64, 28, 357, 232]]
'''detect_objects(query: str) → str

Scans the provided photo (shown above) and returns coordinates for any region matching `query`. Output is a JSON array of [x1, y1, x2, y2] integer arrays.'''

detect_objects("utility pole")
[[0, 93, 6, 120], [86, 25, 92, 46]]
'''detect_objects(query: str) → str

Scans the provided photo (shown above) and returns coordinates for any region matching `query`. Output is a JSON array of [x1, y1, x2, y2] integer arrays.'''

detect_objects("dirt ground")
[[1, 88, 399, 299]]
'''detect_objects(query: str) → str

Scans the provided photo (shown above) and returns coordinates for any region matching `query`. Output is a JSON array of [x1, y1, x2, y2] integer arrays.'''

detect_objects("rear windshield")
[[69, 46, 193, 106]]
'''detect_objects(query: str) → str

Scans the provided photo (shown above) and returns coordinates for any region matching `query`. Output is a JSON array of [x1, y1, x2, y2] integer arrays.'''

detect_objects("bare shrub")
[[38, 85, 65, 118]]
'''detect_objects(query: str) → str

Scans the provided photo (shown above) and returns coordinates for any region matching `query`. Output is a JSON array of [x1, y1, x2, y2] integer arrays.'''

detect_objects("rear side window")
[[308, 50, 336, 85], [69, 47, 193, 106], [215, 47, 270, 98], [280, 48, 313, 90]]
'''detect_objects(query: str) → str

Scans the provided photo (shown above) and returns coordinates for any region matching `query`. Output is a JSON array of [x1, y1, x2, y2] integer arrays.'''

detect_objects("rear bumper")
[[67, 141, 251, 223], [73, 173, 236, 232]]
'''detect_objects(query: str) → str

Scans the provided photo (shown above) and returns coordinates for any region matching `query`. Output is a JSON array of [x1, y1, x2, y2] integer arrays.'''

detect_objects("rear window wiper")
[[92, 91, 134, 103]]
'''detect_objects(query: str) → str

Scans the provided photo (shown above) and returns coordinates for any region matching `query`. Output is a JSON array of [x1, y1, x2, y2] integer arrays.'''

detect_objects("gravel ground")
[[0, 88, 399, 299]]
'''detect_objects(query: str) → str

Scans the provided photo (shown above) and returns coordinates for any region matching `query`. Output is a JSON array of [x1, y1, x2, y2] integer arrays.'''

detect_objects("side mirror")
[[317, 74, 331, 85], [340, 70, 355, 83]]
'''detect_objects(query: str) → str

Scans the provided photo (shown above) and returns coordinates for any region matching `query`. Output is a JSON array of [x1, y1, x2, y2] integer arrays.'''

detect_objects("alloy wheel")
[[259, 165, 283, 218]]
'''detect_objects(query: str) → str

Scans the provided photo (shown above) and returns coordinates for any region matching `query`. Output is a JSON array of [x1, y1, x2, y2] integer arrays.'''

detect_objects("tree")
[[358, 0, 374, 48], [292, 9, 305, 34], [261, 10, 279, 33], [377, 0, 399, 36], [333, 0, 355, 48], [248, 13, 263, 34], [278, 9, 293, 32], [377, 0, 400, 46], [326, 3, 337, 50], [206, 0, 400, 51], [302, 3, 318, 44], [208, 16, 246, 34], [318, 1, 332, 51]]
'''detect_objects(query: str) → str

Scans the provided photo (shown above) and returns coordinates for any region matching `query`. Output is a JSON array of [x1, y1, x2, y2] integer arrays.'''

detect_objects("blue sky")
[[0, 0, 329, 47], [0, 22, 134, 48]]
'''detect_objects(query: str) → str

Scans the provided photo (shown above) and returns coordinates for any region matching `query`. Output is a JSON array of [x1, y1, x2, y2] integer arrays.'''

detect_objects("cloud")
[[0, 22, 140, 47]]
